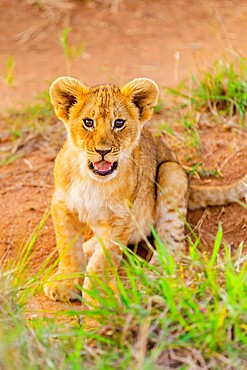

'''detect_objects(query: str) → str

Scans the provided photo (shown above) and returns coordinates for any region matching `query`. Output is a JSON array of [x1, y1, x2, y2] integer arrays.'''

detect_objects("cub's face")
[[50, 77, 159, 181], [68, 85, 141, 180]]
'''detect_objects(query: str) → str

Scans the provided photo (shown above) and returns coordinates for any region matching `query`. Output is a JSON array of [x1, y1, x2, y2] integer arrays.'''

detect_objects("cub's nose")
[[95, 147, 112, 156]]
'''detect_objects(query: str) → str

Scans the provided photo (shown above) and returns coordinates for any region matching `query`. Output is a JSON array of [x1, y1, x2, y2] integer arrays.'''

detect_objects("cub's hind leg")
[[151, 162, 189, 263], [44, 197, 86, 302]]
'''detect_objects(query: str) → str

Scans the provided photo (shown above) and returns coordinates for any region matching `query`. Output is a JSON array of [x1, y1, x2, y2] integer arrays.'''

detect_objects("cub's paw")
[[43, 272, 83, 302]]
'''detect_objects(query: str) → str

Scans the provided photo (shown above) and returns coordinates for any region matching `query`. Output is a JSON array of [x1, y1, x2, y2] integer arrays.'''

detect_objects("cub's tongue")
[[93, 160, 113, 172]]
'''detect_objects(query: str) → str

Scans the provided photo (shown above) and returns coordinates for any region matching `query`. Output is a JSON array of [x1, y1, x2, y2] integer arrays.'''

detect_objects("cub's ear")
[[50, 77, 88, 124], [121, 78, 159, 122]]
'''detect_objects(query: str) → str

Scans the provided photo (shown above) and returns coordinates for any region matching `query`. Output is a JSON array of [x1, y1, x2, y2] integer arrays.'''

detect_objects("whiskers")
[[105, 149, 120, 163], [86, 149, 101, 163], [86, 148, 120, 163]]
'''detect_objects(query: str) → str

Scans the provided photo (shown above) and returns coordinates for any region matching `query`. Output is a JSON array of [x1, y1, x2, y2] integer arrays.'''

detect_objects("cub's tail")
[[188, 173, 247, 210]]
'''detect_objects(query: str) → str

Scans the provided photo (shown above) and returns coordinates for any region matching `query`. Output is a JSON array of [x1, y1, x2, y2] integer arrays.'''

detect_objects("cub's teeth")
[[93, 161, 113, 172]]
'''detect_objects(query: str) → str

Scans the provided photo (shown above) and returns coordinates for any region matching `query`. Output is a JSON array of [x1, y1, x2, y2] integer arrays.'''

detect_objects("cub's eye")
[[113, 119, 126, 130], [83, 118, 94, 129]]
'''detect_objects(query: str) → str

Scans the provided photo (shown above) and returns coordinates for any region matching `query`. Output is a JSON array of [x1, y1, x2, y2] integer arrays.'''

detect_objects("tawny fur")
[[43, 77, 247, 306]]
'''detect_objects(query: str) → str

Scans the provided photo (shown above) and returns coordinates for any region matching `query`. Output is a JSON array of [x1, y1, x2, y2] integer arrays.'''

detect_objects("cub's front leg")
[[82, 225, 131, 307], [43, 196, 86, 301], [152, 161, 189, 263]]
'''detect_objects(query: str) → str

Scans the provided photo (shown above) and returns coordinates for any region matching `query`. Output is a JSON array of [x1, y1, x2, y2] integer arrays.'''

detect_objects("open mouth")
[[88, 160, 118, 176]]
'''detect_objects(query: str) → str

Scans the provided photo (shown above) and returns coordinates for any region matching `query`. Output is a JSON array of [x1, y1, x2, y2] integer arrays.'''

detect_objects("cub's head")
[[50, 77, 158, 181]]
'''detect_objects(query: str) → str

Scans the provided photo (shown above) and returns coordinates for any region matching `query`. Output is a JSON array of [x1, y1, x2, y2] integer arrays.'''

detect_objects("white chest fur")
[[66, 177, 108, 223], [62, 172, 155, 244]]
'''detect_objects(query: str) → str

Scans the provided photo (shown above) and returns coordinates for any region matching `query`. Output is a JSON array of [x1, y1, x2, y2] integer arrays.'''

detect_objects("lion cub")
[[44, 77, 247, 305]]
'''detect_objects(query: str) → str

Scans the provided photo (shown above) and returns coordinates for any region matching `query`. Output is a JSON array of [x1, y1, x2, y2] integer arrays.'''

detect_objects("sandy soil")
[[1, 0, 247, 317]]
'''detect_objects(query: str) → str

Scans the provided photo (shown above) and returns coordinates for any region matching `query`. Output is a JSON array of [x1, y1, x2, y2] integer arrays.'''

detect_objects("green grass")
[[6, 90, 55, 132], [158, 54, 247, 176], [60, 27, 84, 73], [165, 55, 247, 121], [184, 162, 221, 178], [0, 90, 61, 166], [4, 56, 14, 86], [1, 217, 247, 369]]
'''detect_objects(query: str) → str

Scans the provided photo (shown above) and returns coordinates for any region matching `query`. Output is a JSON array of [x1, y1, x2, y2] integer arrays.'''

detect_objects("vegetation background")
[[0, 0, 247, 369]]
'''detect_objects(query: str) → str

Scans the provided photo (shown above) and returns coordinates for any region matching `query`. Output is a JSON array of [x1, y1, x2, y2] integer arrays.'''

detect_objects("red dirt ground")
[[1, 0, 247, 317]]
